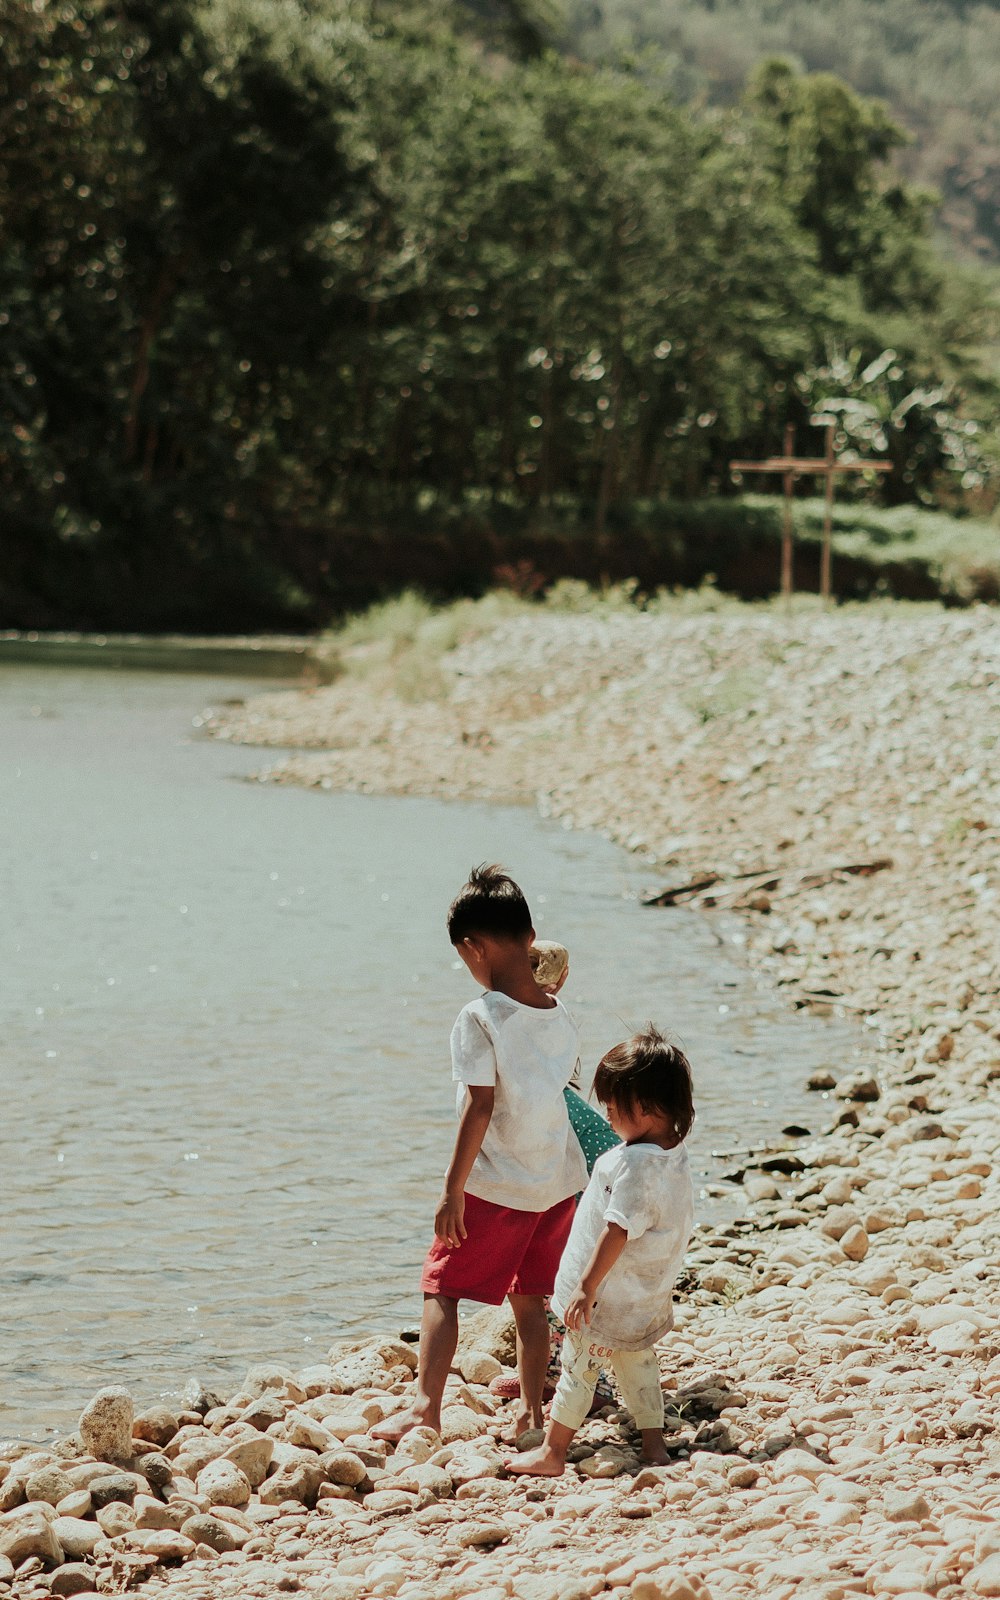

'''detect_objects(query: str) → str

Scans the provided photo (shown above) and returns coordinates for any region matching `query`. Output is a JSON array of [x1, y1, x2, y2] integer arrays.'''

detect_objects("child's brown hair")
[[593, 1025, 694, 1141]]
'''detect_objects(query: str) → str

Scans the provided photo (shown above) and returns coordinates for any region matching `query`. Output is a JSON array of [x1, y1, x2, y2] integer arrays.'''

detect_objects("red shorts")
[[420, 1192, 576, 1305]]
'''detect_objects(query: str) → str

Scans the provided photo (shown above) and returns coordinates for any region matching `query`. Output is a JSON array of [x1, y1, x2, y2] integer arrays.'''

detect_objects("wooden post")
[[781, 421, 795, 601], [730, 422, 890, 601], [820, 421, 836, 602]]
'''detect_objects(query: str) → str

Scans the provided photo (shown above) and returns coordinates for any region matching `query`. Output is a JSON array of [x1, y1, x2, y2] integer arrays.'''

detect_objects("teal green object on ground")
[[565, 1087, 620, 1175]]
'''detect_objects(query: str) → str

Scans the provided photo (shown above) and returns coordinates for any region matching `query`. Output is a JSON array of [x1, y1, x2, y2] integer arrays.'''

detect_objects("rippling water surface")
[[1, 665, 863, 1438]]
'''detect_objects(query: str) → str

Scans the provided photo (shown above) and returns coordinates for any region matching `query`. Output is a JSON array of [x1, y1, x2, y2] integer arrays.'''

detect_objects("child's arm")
[[435, 1085, 495, 1248], [563, 1221, 628, 1330]]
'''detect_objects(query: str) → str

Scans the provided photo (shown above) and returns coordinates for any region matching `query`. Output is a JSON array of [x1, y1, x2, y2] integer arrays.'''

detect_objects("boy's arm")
[[435, 1085, 495, 1248], [563, 1221, 628, 1330]]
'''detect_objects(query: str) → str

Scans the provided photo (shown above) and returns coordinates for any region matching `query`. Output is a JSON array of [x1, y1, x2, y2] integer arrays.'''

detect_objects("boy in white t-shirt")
[[373, 864, 587, 1443], [509, 1026, 695, 1475]]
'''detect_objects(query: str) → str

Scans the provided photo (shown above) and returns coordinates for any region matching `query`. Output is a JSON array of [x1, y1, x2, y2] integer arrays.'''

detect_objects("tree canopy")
[[0, 0, 995, 628]]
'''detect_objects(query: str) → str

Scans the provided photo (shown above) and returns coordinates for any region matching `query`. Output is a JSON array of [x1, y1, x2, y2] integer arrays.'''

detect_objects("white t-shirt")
[[451, 992, 587, 1212], [552, 1141, 694, 1350]]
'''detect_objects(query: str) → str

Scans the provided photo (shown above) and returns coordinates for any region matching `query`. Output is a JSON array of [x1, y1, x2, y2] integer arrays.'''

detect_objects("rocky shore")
[[3, 599, 997, 1600]]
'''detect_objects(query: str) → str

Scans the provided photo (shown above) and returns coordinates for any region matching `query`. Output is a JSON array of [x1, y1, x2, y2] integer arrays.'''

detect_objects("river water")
[[1, 666, 863, 1439]]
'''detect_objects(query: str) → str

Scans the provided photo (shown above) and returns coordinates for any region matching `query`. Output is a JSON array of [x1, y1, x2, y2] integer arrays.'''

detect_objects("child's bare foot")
[[506, 1444, 566, 1477], [640, 1427, 670, 1465], [370, 1405, 440, 1444], [514, 1404, 544, 1438]]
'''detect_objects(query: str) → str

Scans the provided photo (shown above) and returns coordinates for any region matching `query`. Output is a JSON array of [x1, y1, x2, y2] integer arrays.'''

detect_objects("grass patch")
[[315, 589, 529, 701]]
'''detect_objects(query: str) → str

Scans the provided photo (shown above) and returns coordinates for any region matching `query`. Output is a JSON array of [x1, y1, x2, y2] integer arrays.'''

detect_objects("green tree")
[[744, 60, 940, 314]]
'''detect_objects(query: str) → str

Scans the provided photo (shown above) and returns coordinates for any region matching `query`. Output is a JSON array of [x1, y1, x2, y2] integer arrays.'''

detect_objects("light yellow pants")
[[550, 1328, 664, 1431]]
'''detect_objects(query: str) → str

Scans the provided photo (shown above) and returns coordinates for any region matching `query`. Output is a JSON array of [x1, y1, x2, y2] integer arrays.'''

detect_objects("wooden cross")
[[730, 419, 892, 599]]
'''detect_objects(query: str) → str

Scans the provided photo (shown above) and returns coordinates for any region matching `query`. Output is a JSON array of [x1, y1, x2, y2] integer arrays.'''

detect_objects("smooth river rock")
[[0, 1512, 63, 1565]]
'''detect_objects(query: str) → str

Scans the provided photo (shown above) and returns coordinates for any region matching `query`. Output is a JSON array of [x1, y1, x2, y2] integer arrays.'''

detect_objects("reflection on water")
[[0, 666, 864, 1438]]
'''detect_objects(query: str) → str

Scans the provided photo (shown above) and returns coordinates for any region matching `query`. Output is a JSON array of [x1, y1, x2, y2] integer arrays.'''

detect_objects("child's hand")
[[563, 1286, 594, 1330], [435, 1191, 467, 1248], [540, 963, 569, 996]]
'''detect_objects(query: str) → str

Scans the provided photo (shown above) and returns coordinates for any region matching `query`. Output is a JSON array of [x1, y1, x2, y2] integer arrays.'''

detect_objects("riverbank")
[[0, 632, 320, 678], [2, 597, 997, 1600]]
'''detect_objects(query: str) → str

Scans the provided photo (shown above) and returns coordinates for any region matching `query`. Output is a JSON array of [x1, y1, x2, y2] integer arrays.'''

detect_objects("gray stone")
[[179, 1512, 249, 1553], [54, 1491, 92, 1519], [0, 1473, 25, 1513], [133, 1528, 196, 1561], [89, 1471, 137, 1508], [79, 1386, 134, 1463], [257, 1459, 325, 1508], [138, 1452, 173, 1489], [24, 1466, 75, 1506], [457, 1351, 503, 1385], [968, 1555, 1000, 1597], [96, 1500, 137, 1537], [182, 1380, 226, 1416], [576, 1447, 630, 1479], [221, 1436, 273, 1489], [197, 1458, 251, 1508], [134, 1494, 186, 1532], [456, 1520, 510, 1548], [840, 1224, 870, 1261], [0, 1513, 62, 1565], [835, 1072, 880, 1102], [883, 1488, 932, 1523], [132, 1407, 178, 1448], [242, 1393, 286, 1431], [243, 1365, 305, 1402], [909, 1119, 945, 1141], [320, 1452, 368, 1488], [50, 1565, 98, 1597], [363, 1489, 418, 1515], [51, 1516, 104, 1559], [296, 1364, 342, 1398], [454, 1306, 517, 1366]]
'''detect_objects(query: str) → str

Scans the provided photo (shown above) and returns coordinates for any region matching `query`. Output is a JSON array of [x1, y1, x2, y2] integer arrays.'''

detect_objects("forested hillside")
[[565, 0, 1000, 262], [1, 0, 996, 629]]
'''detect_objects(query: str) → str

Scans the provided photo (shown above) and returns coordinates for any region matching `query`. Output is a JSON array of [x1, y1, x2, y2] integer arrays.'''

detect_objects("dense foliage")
[[0, 0, 995, 627], [566, 0, 1000, 264]]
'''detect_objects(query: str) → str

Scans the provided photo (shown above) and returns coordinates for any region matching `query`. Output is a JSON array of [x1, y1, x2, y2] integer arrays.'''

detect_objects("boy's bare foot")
[[506, 1444, 566, 1477], [370, 1405, 440, 1444]]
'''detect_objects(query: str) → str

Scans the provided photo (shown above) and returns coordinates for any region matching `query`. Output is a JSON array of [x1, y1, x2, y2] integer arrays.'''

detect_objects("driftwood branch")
[[644, 857, 892, 909]]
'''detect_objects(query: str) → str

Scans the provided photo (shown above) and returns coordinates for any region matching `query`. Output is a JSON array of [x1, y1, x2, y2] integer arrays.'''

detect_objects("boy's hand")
[[563, 1286, 594, 1330], [435, 1191, 467, 1248], [539, 965, 568, 996]]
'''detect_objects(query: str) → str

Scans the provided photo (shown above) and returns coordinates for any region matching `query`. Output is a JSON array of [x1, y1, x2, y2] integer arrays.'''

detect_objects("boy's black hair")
[[593, 1025, 694, 1141], [447, 863, 533, 945]]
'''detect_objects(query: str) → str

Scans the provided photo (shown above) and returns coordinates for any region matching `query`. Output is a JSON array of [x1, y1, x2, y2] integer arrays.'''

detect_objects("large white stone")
[[969, 1555, 1000, 1597], [927, 1322, 980, 1355], [0, 1513, 62, 1565], [457, 1351, 503, 1386], [197, 1457, 251, 1508], [79, 1386, 134, 1463], [771, 1449, 827, 1482], [51, 1515, 104, 1558], [222, 1435, 273, 1488], [840, 1225, 870, 1261]]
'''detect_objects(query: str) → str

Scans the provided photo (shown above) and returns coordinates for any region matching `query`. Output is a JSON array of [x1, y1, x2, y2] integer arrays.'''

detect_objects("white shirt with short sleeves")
[[451, 992, 587, 1213], [552, 1140, 694, 1350]]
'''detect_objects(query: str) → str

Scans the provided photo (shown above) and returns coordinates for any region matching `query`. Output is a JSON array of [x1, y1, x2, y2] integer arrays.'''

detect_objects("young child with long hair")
[[509, 1026, 694, 1474]]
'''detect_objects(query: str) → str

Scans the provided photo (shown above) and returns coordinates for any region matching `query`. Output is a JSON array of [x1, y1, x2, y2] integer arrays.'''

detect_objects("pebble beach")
[[3, 599, 997, 1600]]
